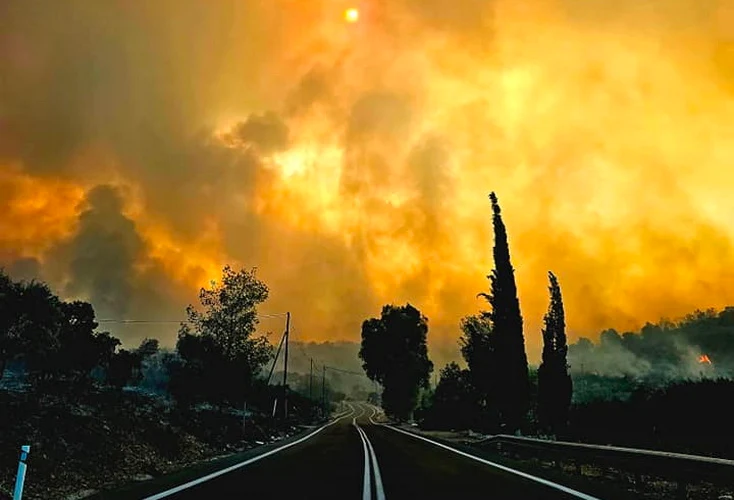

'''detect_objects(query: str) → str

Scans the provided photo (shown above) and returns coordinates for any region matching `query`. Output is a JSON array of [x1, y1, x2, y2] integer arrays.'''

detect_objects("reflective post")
[[13, 445, 30, 500]]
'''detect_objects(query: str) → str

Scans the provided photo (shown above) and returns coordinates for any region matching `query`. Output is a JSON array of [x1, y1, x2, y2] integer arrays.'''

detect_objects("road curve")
[[111, 402, 598, 499], [358, 404, 599, 500]]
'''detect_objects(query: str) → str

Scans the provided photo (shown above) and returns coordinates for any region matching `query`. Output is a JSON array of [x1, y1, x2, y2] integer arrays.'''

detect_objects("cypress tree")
[[538, 271, 572, 436], [479, 192, 530, 432]]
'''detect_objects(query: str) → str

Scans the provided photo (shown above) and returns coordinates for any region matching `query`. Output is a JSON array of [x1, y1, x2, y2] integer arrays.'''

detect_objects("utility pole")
[[282, 312, 290, 420], [309, 358, 314, 401], [266, 329, 286, 385], [242, 400, 252, 436], [321, 365, 326, 417]]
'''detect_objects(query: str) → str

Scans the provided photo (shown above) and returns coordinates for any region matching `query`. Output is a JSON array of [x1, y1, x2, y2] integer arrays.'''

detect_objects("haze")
[[2, 0, 733, 362]]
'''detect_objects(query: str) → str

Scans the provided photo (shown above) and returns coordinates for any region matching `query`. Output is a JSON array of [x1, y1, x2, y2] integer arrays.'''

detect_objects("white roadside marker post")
[[13, 445, 30, 500]]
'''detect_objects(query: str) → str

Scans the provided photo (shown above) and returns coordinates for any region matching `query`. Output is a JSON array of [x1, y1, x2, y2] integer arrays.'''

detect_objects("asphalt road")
[[142, 403, 597, 500]]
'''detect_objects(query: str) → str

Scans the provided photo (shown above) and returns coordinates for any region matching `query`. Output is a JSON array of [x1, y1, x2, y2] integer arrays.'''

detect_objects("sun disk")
[[345, 8, 359, 23]]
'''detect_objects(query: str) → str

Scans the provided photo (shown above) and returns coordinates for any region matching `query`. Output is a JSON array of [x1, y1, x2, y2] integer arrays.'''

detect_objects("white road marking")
[[367, 405, 380, 425], [357, 423, 386, 500], [354, 417, 372, 500], [144, 408, 355, 499], [350, 402, 366, 425], [381, 422, 601, 500], [353, 402, 387, 500]]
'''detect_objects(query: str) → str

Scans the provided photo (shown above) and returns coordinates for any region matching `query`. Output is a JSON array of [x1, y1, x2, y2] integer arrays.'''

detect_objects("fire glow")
[[698, 354, 713, 364], [3, 1, 734, 352]]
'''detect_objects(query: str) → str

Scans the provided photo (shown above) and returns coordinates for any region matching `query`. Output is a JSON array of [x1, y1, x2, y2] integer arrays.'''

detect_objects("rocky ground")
[[0, 387, 305, 500]]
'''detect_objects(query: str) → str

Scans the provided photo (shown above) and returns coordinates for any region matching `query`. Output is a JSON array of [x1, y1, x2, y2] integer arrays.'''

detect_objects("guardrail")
[[470, 434, 734, 498]]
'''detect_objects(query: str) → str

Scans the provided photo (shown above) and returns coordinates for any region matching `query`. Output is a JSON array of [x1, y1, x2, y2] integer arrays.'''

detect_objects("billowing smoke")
[[569, 308, 734, 380], [62, 186, 143, 317], [1, 0, 734, 365]]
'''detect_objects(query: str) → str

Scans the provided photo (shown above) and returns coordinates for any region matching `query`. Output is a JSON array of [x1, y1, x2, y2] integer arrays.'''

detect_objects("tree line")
[[359, 192, 572, 436], [0, 271, 155, 390], [0, 265, 329, 418]]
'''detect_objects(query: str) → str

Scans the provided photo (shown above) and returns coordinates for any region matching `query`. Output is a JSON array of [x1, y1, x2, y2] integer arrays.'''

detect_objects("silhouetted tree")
[[0, 271, 18, 378], [106, 349, 141, 388], [478, 192, 529, 432], [51, 301, 119, 384], [569, 379, 734, 459], [568, 305, 734, 380], [136, 338, 159, 359], [459, 314, 499, 429], [0, 270, 123, 387], [538, 271, 572, 435], [359, 304, 433, 421], [181, 266, 271, 365], [13, 281, 64, 382], [423, 362, 479, 430], [170, 266, 273, 406]]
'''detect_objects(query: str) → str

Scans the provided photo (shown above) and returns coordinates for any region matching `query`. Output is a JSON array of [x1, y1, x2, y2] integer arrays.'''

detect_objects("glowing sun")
[[345, 7, 359, 23]]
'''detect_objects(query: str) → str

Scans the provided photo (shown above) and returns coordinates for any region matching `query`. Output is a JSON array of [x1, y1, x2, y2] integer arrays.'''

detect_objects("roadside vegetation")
[[3, 190, 734, 498], [0, 267, 342, 499], [359, 192, 734, 462]]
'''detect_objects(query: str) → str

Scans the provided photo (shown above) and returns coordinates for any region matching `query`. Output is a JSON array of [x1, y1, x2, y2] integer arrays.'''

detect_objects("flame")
[[698, 354, 713, 364]]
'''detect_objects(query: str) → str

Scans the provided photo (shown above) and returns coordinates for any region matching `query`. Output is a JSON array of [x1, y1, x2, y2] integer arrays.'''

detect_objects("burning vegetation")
[[568, 308, 734, 381]]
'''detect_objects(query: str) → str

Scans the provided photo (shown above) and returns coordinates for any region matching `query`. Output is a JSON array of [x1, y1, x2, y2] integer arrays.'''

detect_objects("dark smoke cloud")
[[42, 185, 187, 345], [285, 67, 335, 115], [61, 186, 143, 318], [3, 258, 43, 284], [231, 112, 290, 154], [0, 0, 381, 344], [2, 0, 734, 365]]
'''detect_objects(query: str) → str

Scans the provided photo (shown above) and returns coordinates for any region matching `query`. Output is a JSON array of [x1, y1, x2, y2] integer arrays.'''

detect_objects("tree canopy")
[[0, 269, 122, 387], [538, 271, 572, 435], [478, 192, 530, 432], [171, 266, 273, 406], [423, 362, 479, 430], [459, 314, 498, 428], [359, 304, 433, 421]]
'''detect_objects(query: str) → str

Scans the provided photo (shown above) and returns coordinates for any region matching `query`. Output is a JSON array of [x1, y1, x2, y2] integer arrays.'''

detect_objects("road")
[[142, 403, 598, 500]]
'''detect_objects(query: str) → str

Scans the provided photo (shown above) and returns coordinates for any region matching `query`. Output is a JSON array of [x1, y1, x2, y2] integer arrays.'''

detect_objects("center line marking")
[[357, 423, 386, 500], [354, 413, 372, 500], [368, 403, 599, 500]]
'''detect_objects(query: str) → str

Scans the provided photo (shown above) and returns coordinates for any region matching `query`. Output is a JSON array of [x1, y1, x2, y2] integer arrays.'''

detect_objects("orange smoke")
[[0, 164, 85, 259], [3, 0, 734, 358]]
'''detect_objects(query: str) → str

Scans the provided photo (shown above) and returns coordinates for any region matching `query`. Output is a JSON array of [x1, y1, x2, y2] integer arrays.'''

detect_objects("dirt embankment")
[[0, 388, 300, 499]]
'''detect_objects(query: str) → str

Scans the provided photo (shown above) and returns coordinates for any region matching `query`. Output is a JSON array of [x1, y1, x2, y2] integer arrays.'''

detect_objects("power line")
[[102, 313, 367, 379], [324, 365, 366, 377], [97, 319, 190, 324], [258, 313, 291, 319], [288, 323, 367, 378], [97, 311, 290, 324]]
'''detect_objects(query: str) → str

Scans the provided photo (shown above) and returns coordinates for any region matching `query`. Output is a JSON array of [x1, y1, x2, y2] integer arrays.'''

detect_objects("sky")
[[1, 0, 734, 364]]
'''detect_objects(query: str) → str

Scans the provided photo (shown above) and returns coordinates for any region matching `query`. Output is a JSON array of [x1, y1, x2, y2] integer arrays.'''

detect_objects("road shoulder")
[[86, 415, 348, 500]]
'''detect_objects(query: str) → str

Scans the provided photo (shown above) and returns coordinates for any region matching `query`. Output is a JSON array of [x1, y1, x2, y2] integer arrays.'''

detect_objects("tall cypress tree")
[[538, 271, 572, 435], [479, 192, 529, 432]]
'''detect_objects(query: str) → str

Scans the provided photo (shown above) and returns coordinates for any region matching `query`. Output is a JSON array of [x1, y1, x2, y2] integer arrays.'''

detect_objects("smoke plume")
[[2, 0, 734, 364]]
